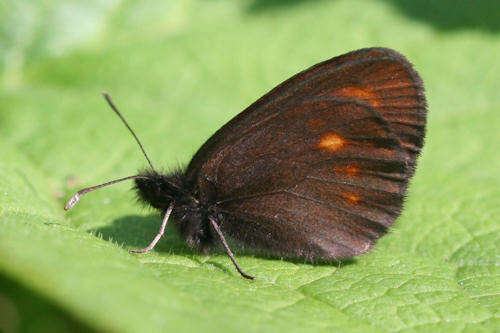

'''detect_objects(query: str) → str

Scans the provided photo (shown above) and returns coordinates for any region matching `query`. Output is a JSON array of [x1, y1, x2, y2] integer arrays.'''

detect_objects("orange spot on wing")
[[317, 133, 345, 151], [335, 165, 360, 176], [334, 86, 380, 106], [344, 194, 360, 203]]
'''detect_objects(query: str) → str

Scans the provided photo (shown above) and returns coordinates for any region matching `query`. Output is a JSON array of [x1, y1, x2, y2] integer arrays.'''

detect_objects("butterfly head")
[[134, 169, 191, 211]]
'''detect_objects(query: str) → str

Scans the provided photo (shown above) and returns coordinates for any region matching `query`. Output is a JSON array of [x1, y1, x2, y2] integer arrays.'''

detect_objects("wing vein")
[[280, 190, 389, 227], [305, 175, 403, 195]]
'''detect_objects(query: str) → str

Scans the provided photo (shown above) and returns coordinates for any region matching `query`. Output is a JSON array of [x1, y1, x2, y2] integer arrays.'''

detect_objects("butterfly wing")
[[186, 47, 427, 259], [210, 100, 407, 259]]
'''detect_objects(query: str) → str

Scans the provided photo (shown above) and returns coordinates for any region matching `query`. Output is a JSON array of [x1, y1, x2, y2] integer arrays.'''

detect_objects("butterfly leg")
[[130, 203, 174, 254], [209, 217, 254, 280]]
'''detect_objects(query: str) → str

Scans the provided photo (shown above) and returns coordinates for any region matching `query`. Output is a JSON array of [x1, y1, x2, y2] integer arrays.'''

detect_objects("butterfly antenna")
[[64, 175, 147, 210], [102, 91, 156, 172]]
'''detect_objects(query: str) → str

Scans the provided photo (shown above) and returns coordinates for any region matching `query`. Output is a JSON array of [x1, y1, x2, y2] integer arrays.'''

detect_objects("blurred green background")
[[0, 0, 499, 332]]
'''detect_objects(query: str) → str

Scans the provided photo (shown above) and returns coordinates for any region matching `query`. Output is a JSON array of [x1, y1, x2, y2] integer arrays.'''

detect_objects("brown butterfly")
[[66, 47, 427, 279]]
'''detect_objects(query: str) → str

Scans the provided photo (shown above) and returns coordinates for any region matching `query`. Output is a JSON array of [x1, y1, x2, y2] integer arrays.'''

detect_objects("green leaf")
[[1, 1, 498, 332]]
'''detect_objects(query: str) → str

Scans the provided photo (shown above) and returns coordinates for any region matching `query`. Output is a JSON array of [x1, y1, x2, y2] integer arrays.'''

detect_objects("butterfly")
[[65, 47, 427, 279]]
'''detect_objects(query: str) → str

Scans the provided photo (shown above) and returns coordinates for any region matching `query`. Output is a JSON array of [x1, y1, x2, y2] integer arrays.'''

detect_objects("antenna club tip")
[[64, 194, 80, 211]]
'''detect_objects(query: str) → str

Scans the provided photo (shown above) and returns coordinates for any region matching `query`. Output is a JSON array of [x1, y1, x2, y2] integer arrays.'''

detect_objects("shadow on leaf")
[[246, 0, 323, 14], [90, 214, 197, 255], [383, 0, 500, 33], [246, 0, 500, 33]]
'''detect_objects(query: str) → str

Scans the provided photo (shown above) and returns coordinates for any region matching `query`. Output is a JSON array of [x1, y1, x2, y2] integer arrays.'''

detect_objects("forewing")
[[187, 47, 426, 182]]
